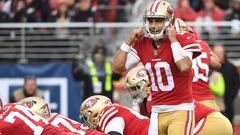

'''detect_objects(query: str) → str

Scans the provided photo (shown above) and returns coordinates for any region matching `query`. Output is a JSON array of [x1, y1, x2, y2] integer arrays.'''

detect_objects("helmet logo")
[[21, 101, 33, 108], [83, 99, 97, 110], [167, 6, 174, 15], [137, 69, 147, 78], [150, 12, 155, 16]]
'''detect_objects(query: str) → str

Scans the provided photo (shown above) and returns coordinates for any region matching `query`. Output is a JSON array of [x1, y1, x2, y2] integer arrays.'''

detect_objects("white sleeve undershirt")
[[125, 50, 140, 70], [105, 117, 125, 134]]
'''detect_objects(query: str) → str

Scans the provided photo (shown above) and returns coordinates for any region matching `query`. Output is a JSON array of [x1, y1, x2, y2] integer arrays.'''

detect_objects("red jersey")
[[98, 104, 149, 135], [48, 113, 105, 135], [194, 102, 215, 124], [192, 40, 215, 101], [0, 103, 72, 135], [132, 33, 201, 106], [139, 98, 151, 118]]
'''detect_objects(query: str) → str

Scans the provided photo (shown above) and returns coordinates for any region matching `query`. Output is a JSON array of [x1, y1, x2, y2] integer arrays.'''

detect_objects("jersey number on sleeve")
[[192, 52, 209, 82], [145, 62, 175, 92], [4, 105, 46, 135]]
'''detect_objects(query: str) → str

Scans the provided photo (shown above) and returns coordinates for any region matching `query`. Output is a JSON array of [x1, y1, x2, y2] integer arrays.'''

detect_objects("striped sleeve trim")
[[183, 43, 202, 50], [130, 48, 140, 60], [99, 107, 118, 131]]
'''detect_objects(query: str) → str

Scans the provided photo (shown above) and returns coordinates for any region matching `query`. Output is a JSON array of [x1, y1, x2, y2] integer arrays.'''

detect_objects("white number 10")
[[145, 62, 175, 92]]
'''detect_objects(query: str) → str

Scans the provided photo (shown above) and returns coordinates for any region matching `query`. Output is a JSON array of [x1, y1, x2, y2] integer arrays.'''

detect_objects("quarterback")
[[112, 0, 201, 134]]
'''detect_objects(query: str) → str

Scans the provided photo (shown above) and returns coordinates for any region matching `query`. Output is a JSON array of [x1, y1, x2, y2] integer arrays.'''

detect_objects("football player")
[[80, 95, 150, 135], [175, 18, 222, 110], [125, 65, 151, 117], [125, 66, 233, 135], [112, 0, 202, 134], [18, 97, 105, 135], [0, 97, 77, 135]]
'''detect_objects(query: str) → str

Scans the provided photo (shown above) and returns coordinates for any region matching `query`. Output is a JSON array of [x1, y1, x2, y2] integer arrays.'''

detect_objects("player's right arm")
[[112, 28, 144, 73]]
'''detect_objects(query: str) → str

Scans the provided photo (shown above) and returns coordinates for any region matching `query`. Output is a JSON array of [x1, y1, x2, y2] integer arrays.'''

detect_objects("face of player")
[[24, 80, 37, 95], [146, 18, 165, 35]]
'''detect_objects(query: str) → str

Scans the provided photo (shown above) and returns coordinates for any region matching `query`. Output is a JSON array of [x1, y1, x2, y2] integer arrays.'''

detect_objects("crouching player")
[[18, 97, 105, 135], [80, 95, 150, 135], [0, 97, 77, 135]]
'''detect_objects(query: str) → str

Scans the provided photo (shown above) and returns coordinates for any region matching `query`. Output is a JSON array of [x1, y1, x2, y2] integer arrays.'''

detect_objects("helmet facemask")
[[126, 80, 149, 104], [79, 95, 112, 129], [125, 66, 150, 105], [144, 17, 172, 40]]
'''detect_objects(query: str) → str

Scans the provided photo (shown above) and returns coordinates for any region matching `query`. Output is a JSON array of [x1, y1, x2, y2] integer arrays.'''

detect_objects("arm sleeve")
[[177, 33, 202, 59], [209, 72, 225, 97], [125, 50, 140, 70], [105, 117, 125, 135]]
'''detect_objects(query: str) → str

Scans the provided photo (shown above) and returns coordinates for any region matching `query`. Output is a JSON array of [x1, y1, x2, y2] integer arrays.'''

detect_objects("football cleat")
[[125, 66, 150, 104], [144, 0, 175, 40], [80, 95, 112, 129], [18, 97, 51, 119]]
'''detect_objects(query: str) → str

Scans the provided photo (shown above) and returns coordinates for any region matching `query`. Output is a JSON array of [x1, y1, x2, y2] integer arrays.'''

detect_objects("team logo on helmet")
[[21, 101, 34, 109], [167, 6, 174, 15], [137, 69, 147, 78], [83, 99, 97, 110]]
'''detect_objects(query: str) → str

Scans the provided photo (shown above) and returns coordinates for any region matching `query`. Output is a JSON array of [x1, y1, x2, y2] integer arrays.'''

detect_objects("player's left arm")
[[167, 26, 192, 73]]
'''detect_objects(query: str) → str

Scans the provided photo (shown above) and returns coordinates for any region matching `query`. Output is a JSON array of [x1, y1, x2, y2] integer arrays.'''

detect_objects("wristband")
[[171, 42, 186, 62], [120, 42, 131, 53]]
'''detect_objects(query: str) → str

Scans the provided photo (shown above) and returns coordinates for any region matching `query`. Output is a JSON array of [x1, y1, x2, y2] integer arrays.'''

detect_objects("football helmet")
[[125, 66, 150, 104], [0, 98, 3, 111], [144, 0, 175, 40], [18, 97, 51, 119], [80, 95, 112, 129]]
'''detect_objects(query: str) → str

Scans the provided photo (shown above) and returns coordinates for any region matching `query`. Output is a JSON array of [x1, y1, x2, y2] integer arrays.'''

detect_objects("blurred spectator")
[[72, 0, 94, 22], [215, 0, 231, 10], [189, 0, 204, 12], [0, 0, 11, 22], [175, 0, 197, 21], [12, 0, 28, 22], [10, 75, 44, 103], [72, 45, 121, 101], [115, 0, 128, 22], [225, 0, 240, 21], [225, 0, 240, 36], [213, 43, 240, 124], [51, 1, 70, 39], [195, 0, 225, 38], [197, 0, 225, 21], [92, 0, 118, 22]]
